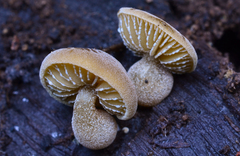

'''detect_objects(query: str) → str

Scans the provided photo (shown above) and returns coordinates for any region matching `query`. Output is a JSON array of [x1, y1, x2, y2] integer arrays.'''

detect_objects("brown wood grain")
[[1, 0, 240, 156]]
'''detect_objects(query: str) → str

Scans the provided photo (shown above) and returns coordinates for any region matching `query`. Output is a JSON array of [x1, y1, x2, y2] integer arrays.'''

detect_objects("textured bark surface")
[[1, 0, 240, 156]]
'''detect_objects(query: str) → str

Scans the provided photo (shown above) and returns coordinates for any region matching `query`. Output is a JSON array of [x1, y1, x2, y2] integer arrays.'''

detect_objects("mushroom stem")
[[72, 86, 117, 150], [128, 55, 174, 107]]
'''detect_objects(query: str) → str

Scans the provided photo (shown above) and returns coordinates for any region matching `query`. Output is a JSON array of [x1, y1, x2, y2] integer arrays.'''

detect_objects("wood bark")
[[1, 0, 240, 155]]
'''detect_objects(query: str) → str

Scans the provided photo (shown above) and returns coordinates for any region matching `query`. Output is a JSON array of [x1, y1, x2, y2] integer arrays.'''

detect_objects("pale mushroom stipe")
[[117, 7, 198, 107], [39, 48, 138, 150]]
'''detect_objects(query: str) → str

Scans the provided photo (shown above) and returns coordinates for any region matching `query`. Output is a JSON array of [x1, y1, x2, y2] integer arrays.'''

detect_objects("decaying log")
[[1, 0, 240, 155]]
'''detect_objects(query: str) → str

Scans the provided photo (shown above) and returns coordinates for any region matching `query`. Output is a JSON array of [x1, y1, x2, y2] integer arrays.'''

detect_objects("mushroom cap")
[[118, 7, 198, 74], [128, 56, 174, 106], [39, 48, 137, 120]]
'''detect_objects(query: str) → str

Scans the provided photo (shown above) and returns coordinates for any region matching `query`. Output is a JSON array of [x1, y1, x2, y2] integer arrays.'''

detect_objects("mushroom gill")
[[118, 7, 197, 74], [44, 63, 126, 115], [117, 7, 198, 107], [40, 48, 137, 149]]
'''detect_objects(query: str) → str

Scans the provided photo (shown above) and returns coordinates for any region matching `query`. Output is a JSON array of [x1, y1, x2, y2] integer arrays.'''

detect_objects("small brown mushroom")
[[39, 48, 137, 150], [117, 7, 198, 106]]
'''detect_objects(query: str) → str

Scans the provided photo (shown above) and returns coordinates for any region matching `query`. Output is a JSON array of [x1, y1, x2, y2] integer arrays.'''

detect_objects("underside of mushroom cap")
[[39, 48, 137, 120], [118, 7, 198, 74]]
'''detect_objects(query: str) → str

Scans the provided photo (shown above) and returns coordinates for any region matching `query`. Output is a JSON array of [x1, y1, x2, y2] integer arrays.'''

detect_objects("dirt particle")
[[11, 35, 20, 51], [147, 151, 154, 156], [224, 69, 234, 79], [2, 28, 9, 35], [22, 44, 28, 51], [122, 127, 129, 134], [182, 114, 189, 121], [219, 145, 231, 155], [145, 79, 148, 84]]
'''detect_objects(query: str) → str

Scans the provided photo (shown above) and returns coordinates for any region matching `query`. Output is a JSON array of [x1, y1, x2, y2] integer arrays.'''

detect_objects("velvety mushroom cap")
[[39, 48, 138, 149], [118, 7, 198, 74], [39, 48, 137, 120]]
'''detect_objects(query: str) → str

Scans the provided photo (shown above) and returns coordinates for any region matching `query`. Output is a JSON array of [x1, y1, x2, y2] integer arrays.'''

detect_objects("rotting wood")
[[224, 115, 240, 133], [1, 0, 240, 155], [219, 145, 231, 155], [150, 137, 190, 149]]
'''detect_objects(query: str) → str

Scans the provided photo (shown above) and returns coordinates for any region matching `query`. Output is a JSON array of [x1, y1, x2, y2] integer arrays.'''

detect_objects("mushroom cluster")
[[117, 7, 198, 107], [39, 48, 137, 150]]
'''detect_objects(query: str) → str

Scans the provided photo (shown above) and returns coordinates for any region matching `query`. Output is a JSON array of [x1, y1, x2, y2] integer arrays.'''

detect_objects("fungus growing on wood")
[[118, 7, 198, 107], [39, 48, 137, 150]]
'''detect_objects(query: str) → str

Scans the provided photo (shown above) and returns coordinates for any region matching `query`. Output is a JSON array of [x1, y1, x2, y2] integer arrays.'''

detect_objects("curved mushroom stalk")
[[72, 87, 117, 150], [128, 55, 173, 107], [39, 48, 137, 149]]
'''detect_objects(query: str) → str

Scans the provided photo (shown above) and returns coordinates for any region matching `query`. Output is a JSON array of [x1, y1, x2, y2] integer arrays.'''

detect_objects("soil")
[[1, 0, 240, 156]]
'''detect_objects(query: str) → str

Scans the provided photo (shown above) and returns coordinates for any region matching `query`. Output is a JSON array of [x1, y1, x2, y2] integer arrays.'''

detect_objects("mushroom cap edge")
[[39, 47, 138, 120], [117, 7, 198, 73]]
